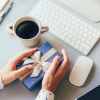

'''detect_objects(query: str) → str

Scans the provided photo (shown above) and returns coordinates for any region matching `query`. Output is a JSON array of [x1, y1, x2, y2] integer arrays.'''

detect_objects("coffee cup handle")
[[6, 23, 14, 35], [41, 26, 49, 34]]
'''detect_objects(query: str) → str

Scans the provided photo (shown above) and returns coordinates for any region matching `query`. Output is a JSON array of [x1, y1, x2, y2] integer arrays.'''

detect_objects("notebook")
[[0, 0, 9, 12]]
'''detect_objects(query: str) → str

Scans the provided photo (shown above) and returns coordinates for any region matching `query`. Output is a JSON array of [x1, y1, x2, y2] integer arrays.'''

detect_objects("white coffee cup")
[[6, 16, 49, 47]]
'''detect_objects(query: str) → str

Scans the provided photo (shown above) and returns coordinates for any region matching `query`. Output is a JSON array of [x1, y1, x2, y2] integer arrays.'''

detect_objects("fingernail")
[[56, 56, 60, 61], [34, 47, 38, 49], [61, 52, 63, 56], [28, 65, 33, 69]]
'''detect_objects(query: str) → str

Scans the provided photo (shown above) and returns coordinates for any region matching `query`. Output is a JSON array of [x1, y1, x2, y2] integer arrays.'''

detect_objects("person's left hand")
[[0, 48, 38, 85]]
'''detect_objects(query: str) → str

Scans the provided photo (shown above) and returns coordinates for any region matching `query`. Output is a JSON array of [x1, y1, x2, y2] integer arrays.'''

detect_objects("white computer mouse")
[[69, 56, 93, 87]]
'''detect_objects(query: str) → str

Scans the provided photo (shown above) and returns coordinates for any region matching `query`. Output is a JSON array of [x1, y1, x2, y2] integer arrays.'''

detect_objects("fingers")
[[60, 49, 70, 72], [54, 49, 70, 79], [13, 48, 38, 64], [15, 65, 33, 77], [46, 56, 60, 77]]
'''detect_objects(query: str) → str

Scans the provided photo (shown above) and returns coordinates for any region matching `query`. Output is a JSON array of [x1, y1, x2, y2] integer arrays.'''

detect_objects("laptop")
[[60, 0, 100, 22]]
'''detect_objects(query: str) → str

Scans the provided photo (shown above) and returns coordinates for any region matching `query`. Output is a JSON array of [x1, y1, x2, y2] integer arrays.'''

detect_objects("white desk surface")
[[0, 0, 100, 100]]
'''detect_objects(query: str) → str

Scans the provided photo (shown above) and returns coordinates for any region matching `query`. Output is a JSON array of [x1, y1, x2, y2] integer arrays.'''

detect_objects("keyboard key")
[[51, 24, 56, 28], [93, 28, 97, 33], [47, 22, 52, 26], [70, 25, 75, 29], [67, 18, 71, 22], [97, 30, 100, 36], [88, 25, 93, 30], [78, 31, 83, 35], [84, 23, 89, 27], [50, 28, 65, 40], [87, 36, 92, 40], [90, 42, 95, 47], [62, 15, 68, 20], [62, 20, 67, 24], [87, 31, 92, 35], [70, 41, 75, 46], [74, 28, 79, 32], [72, 32, 77, 36], [59, 13, 63, 17], [63, 32, 69, 36], [80, 20, 85, 25], [52, 20, 57, 24], [66, 23, 71, 27], [56, 22, 61, 26], [83, 28, 88, 32], [64, 27, 69, 31], [74, 44, 79, 49], [64, 11, 68, 15], [39, 1, 44, 5], [76, 40, 81, 44], [91, 38, 97, 43], [80, 43, 91, 51], [79, 47, 84, 52], [59, 30, 64, 34], [64, 38, 71, 44], [68, 13, 72, 17], [77, 35, 82, 39], [51, 3, 56, 8], [55, 27, 60, 31], [92, 33, 99, 39], [59, 8, 64, 12], [83, 50, 89, 55], [75, 18, 80, 22], [83, 33, 88, 37], [58, 18, 62, 22], [60, 25, 65, 29], [72, 37, 77, 42], [43, 4, 48, 8], [71, 20, 75, 25], [43, 0, 48, 2], [75, 23, 80, 27], [48, 1, 52, 5], [68, 34, 72, 39], [85, 40, 90, 45], [81, 37, 86, 42], [36, 5, 42, 9], [68, 30, 73, 34], [79, 26, 84, 30], [55, 5, 60, 10], [71, 15, 76, 20]]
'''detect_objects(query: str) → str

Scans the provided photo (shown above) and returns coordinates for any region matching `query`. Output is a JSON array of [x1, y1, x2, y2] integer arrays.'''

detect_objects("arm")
[[35, 49, 70, 100]]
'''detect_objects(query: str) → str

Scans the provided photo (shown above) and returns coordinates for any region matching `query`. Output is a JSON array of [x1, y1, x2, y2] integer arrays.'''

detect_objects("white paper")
[[0, 0, 9, 12]]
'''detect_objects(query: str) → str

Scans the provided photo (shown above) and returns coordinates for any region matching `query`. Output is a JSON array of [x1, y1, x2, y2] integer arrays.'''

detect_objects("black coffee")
[[16, 21, 39, 39]]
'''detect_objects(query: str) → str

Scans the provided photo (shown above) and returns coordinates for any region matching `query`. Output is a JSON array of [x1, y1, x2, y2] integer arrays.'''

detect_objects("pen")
[[0, 2, 14, 25]]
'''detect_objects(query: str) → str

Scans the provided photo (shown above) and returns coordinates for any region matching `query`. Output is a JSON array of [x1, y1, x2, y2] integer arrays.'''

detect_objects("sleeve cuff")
[[0, 76, 4, 90], [35, 89, 55, 100]]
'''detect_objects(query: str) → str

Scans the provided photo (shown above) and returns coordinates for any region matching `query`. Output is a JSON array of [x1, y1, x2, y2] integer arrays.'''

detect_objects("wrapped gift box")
[[17, 42, 63, 92]]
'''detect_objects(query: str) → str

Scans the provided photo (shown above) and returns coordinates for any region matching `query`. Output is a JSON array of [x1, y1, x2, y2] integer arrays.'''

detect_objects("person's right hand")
[[42, 49, 70, 93]]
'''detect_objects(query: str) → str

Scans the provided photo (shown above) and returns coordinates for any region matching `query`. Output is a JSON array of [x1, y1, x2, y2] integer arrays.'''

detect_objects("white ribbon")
[[23, 51, 52, 77]]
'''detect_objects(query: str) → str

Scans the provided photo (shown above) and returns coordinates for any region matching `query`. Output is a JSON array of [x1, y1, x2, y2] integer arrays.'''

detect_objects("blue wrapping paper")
[[18, 42, 63, 92]]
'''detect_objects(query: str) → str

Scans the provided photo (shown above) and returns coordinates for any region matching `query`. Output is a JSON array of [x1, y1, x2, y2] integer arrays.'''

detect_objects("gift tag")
[[6, 23, 14, 35]]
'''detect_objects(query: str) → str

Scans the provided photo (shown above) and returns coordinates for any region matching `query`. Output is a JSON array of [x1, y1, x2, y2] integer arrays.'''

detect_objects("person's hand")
[[42, 49, 70, 93], [0, 48, 38, 85]]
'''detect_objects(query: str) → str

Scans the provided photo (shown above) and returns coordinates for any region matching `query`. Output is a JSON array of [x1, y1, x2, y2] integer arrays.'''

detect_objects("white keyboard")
[[28, 0, 100, 55]]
